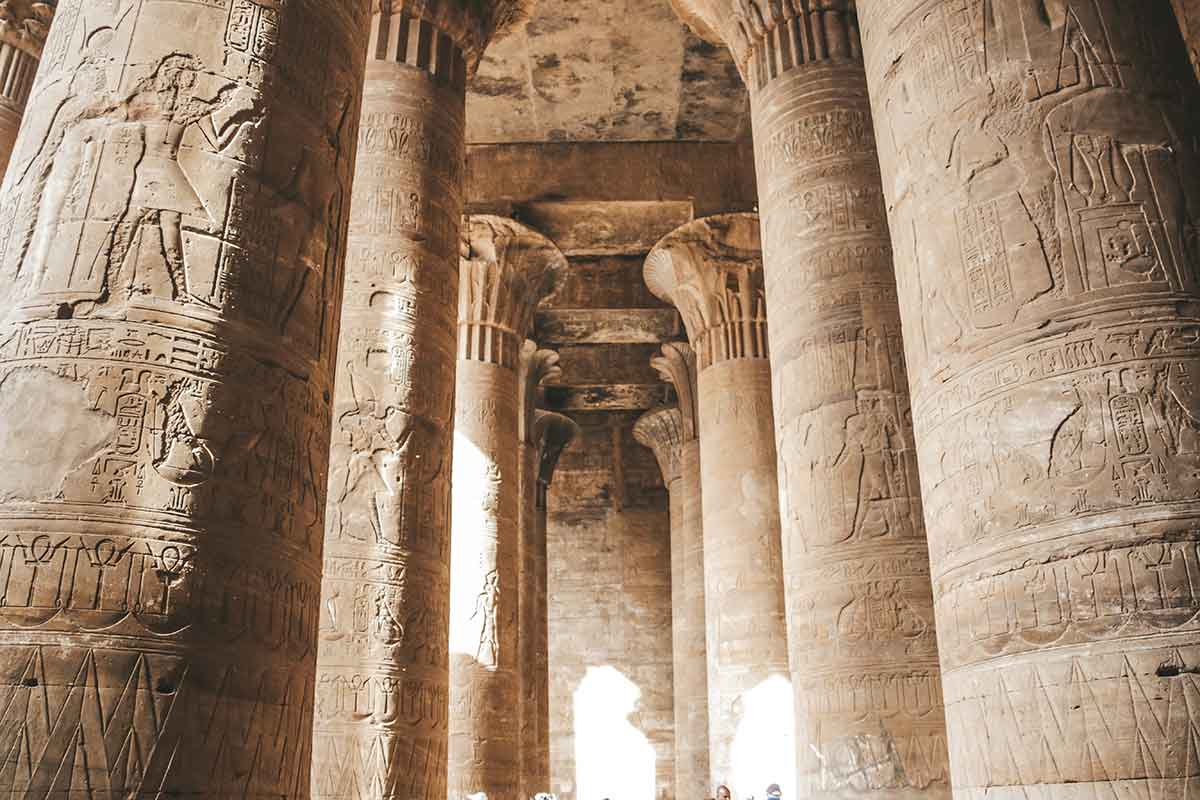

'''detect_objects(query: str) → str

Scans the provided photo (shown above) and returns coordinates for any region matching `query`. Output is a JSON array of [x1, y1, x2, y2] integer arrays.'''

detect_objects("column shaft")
[[746, 11, 950, 796], [697, 359, 792, 796], [451, 362, 522, 799], [518, 436, 541, 796], [676, 439, 710, 800], [312, 9, 465, 798], [0, 0, 369, 795], [859, 1, 1200, 796], [0, 2, 49, 178], [1173, 0, 1200, 78]]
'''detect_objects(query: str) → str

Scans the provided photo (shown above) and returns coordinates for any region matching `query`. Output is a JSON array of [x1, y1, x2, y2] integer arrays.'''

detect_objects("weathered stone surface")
[[518, 343, 563, 799], [314, 5, 535, 797], [466, 139, 758, 219], [450, 215, 565, 800], [466, 0, 747, 143], [667, 3, 954, 795], [535, 308, 682, 346], [524, 410, 579, 797], [645, 214, 794, 798], [636, 343, 710, 800], [0, 1, 51, 176], [547, 410, 675, 800], [857, 1, 1200, 797], [517, 201, 695, 257], [1172, 0, 1200, 77], [0, 0, 369, 795]]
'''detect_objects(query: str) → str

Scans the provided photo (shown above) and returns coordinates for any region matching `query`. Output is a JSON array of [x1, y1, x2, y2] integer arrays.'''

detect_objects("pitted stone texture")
[[450, 216, 564, 800], [0, 0, 370, 795], [312, 9, 469, 796], [518, 342, 563, 799], [859, 1, 1200, 797], [1173, 0, 1200, 77], [0, 0, 52, 174], [646, 214, 794, 799], [719, 7, 952, 796]]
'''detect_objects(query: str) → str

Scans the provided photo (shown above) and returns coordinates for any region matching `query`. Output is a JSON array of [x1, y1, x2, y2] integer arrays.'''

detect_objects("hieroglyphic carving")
[[459, 216, 566, 369], [645, 214, 793, 796], [858, 0, 1200, 794], [451, 218, 562, 800], [0, 1, 371, 796], [644, 214, 768, 371], [312, 5, 487, 797]]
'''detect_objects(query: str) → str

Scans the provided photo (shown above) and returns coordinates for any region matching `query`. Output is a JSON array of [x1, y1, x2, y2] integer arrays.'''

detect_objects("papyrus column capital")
[[458, 215, 565, 370], [371, 0, 533, 80], [644, 213, 768, 371], [0, 0, 53, 56], [668, 0, 860, 88], [651, 342, 699, 441], [533, 410, 578, 492], [634, 406, 687, 485], [519, 341, 562, 446]]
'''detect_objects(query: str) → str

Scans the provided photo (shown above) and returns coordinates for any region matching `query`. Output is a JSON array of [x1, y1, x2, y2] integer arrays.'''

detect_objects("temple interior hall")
[[0, 1, 1199, 800]]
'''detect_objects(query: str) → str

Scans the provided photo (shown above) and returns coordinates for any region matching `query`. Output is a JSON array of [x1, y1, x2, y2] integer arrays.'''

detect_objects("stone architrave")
[[0, 1, 52, 176], [312, 4, 531, 798], [1173, 0, 1200, 77], [664, 1, 950, 794], [450, 215, 565, 800], [527, 409, 579, 795], [645, 214, 795, 799], [634, 348, 710, 800], [854, 1, 1200, 797], [0, 0, 370, 795], [518, 341, 562, 798]]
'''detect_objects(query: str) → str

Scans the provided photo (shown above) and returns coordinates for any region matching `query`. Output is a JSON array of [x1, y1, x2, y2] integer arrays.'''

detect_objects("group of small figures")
[[712, 783, 783, 800]]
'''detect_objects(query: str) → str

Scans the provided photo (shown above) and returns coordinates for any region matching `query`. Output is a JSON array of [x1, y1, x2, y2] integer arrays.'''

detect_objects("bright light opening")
[[729, 675, 796, 800], [573, 666, 656, 800]]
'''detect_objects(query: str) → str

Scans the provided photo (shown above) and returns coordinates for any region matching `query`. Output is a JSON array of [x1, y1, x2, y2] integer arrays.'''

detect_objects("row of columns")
[[1, 1, 1200, 799], [638, 0, 1200, 798]]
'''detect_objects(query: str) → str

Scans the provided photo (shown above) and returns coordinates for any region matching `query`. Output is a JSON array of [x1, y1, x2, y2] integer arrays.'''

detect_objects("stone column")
[[450, 215, 565, 800], [645, 214, 795, 800], [855, 1, 1200, 797], [1173, 0, 1200, 78], [0, 1, 52, 177], [665, 2, 950, 794], [527, 410, 579, 796], [312, 6, 530, 798], [635, 344, 710, 800], [0, 0, 370, 795], [518, 342, 562, 799]]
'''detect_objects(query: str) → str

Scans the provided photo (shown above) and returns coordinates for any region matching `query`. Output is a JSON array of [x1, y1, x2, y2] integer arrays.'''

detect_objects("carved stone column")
[[450, 215, 564, 800], [855, 1, 1200, 797], [665, 2, 950, 795], [645, 214, 794, 799], [527, 409, 578, 796], [313, 5, 529, 798], [518, 342, 562, 798], [0, 1, 369, 795], [1173, 0, 1200, 77], [635, 344, 710, 800], [0, 1, 51, 176]]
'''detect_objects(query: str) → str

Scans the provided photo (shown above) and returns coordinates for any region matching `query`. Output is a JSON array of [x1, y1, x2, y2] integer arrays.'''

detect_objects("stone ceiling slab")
[[467, 0, 748, 142]]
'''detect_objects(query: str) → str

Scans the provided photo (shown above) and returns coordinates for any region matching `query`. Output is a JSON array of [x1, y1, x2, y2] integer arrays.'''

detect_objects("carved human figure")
[[449, 215, 565, 800], [660, 2, 950, 795], [311, 5, 530, 799], [645, 214, 794, 799], [0, 1, 371, 796], [852, 0, 1200, 796]]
